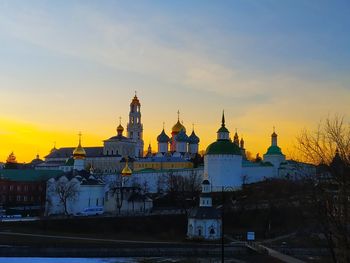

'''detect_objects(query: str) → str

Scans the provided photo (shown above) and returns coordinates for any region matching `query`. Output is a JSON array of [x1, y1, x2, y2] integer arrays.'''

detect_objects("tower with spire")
[[263, 127, 286, 176], [127, 92, 144, 157], [205, 111, 243, 190]]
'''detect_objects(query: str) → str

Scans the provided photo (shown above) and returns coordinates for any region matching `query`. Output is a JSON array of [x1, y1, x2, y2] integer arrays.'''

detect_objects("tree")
[[50, 177, 79, 216], [296, 115, 350, 263]]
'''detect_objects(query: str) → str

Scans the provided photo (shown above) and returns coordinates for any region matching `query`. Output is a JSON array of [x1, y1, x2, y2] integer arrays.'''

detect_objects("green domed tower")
[[204, 111, 243, 191]]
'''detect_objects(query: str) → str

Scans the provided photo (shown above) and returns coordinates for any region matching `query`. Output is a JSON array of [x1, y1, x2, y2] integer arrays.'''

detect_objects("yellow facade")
[[133, 160, 193, 171]]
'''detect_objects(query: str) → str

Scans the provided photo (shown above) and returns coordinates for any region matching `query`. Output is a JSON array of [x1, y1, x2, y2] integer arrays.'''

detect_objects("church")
[[37, 93, 145, 174]]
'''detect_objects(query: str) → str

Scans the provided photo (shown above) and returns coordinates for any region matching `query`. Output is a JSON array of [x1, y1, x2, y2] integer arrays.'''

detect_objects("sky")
[[0, 0, 349, 162]]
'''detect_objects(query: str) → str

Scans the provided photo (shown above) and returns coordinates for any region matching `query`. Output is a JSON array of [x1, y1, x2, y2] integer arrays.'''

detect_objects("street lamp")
[[221, 186, 235, 263]]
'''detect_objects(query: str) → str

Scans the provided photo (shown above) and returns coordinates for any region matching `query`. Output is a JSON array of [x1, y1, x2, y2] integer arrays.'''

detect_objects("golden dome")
[[121, 158, 132, 176], [172, 120, 186, 134], [73, 133, 86, 159], [117, 124, 124, 134], [172, 111, 186, 133]]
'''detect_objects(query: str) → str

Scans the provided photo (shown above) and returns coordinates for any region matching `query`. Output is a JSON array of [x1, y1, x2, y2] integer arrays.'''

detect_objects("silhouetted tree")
[[296, 115, 350, 263]]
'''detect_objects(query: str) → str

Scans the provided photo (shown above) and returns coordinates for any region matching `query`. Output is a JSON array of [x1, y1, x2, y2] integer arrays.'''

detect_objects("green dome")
[[206, 140, 241, 155], [265, 145, 283, 155], [217, 126, 229, 133]]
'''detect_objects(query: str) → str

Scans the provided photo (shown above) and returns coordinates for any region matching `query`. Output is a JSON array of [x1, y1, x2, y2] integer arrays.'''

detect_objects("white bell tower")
[[127, 92, 144, 157]]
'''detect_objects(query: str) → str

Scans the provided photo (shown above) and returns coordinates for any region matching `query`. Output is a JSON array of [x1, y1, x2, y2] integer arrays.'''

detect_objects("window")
[[16, 195, 21, 201], [88, 198, 91, 206], [17, 186, 21, 191], [24, 196, 28, 202], [24, 185, 29, 192], [96, 198, 99, 206]]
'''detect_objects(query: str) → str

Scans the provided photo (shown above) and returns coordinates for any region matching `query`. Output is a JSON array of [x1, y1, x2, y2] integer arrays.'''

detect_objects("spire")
[[271, 127, 278, 146], [217, 111, 230, 140], [177, 110, 180, 121], [222, 110, 225, 127], [78, 131, 82, 146], [240, 137, 245, 149]]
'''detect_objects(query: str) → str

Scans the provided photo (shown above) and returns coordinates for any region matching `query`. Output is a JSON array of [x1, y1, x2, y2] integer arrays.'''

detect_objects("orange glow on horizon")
[[0, 115, 302, 164]]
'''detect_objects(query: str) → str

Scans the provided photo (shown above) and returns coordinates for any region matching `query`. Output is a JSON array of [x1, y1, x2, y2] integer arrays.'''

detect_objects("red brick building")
[[0, 169, 63, 215]]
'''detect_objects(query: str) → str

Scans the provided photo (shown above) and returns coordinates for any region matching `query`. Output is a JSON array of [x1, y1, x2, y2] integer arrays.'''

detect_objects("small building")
[[0, 169, 63, 215], [187, 180, 221, 240]]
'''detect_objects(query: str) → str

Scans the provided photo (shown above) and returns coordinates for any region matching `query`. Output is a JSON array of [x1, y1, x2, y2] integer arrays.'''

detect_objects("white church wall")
[[187, 218, 221, 240], [205, 154, 242, 190]]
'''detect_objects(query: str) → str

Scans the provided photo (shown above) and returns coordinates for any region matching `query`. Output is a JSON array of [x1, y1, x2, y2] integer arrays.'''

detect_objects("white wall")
[[205, 154, 243, 189], [187, 218, 221, 240]]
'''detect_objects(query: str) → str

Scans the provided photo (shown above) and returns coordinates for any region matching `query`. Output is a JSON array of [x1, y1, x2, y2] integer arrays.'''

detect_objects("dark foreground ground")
[[0, 215, 283, 262]]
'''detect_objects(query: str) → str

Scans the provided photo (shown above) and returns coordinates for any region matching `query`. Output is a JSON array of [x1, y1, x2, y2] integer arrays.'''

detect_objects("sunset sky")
[[0, 1, 349, 162]]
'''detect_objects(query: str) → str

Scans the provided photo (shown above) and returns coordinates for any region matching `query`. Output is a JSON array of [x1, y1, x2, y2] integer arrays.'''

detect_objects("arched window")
[[197, 226, 203, 236], [210, 227, 215, 235]]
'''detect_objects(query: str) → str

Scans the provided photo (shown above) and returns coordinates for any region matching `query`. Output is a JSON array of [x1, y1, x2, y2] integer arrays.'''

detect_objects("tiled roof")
[[45, 147, 104, 159]]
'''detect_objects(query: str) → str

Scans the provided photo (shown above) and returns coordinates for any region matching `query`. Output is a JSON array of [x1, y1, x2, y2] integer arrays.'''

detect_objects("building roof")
[[45, 147, 105, 159], [265, 145, 283, 155], [106, 134, 133, 143], [206, 140, 241, 155], [0, 169, 64, 182], [188, 207, 221, 219]]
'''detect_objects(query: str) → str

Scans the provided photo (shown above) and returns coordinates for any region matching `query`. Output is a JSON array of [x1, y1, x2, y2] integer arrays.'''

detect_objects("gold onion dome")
[[172, 120, 186, 133], [121, 158, 132, 176], [117, 124, 124, 134], [73, 134, 86, 159], [172, 110, 186, 133]]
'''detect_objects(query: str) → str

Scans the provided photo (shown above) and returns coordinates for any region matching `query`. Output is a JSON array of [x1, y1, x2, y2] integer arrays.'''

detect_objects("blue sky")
[[0, 0, 349, 161]]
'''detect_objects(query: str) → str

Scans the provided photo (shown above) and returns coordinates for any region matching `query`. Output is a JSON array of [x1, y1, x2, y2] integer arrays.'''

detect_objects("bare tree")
[[296, 115, 350, 263], [51, 178, 79, 216]]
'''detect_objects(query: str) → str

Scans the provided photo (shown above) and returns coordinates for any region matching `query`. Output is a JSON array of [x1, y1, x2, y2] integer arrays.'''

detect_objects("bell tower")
[[127, 92, 144, 157]]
